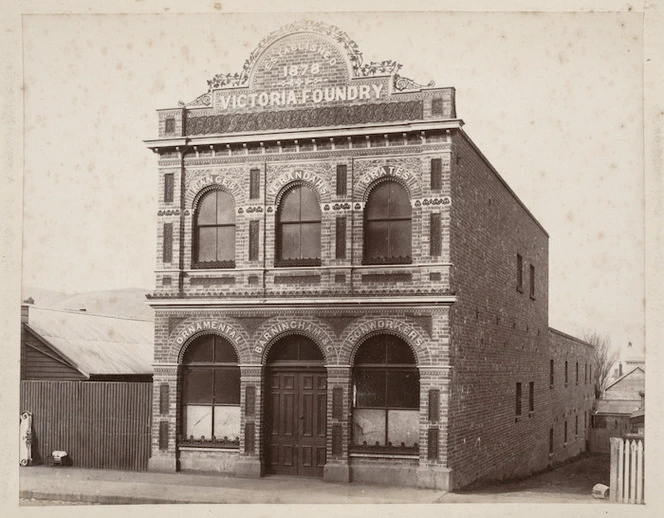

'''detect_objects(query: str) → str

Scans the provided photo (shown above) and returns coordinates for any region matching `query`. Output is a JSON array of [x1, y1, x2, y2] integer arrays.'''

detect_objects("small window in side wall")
[[515, 382, 522, 416], [530, 264, 536, 298], [336, 165, 347, 196], [249, 169, 260, 199], [575, 415, 578, 436], [516, 254, 523, 292], [565, 361, 568, 385], [549, 428, 554, 454], [430, 158, 442, 191], [550, 359, 554, 388], [576, 362, 579, 384], [164, 173, 174, 203], [165, 117, 175, 134], [564, 421, 568, 443], [528, 381, 534, 412]]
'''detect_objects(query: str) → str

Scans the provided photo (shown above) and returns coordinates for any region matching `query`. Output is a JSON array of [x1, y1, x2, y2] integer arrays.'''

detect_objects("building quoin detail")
[[144, 19, 594, 490]]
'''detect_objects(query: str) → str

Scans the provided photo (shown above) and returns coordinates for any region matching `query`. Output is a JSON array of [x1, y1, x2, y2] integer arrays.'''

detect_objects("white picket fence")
[[610, 437, 644, 504]]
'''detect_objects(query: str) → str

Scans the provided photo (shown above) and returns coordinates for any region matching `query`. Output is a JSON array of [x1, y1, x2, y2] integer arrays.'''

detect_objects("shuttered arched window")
[[276, 185, 321, 267], [364, 181, 412, 264], [194, 190, 235, 268]]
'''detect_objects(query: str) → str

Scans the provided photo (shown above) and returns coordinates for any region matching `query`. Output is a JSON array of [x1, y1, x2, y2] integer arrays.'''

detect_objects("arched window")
[[352, 334, 419, 451], [181, 335, 240, 447], [194, 190, 235, 268], [364, 181, 412, 264], [276, 184, 321, 266]]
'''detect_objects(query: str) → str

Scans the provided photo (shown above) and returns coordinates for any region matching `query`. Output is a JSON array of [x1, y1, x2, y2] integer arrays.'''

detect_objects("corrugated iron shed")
[[25, 306, 153, 377]]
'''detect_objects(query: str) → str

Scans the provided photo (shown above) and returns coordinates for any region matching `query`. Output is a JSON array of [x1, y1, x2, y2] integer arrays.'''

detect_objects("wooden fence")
[[610, 437, 644, 504], [20, 380, 152, 471]]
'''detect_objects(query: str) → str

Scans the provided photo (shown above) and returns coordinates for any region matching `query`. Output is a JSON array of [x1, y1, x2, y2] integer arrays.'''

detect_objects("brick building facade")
[[144, 20, 594, 490]]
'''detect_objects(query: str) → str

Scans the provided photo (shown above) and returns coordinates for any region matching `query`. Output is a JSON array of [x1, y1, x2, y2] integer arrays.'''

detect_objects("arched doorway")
[[264, 334, 326, 477]]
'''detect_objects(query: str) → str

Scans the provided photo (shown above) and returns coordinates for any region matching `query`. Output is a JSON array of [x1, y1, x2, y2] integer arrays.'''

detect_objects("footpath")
[[19, 466, 445, 505], [18, 454, 611, 505]]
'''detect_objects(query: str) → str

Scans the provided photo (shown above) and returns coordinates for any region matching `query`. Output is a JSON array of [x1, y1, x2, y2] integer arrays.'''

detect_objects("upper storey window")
[[194, 190, 236, 268], [364, 181, 412, 265], [276, 184, 321, 267]]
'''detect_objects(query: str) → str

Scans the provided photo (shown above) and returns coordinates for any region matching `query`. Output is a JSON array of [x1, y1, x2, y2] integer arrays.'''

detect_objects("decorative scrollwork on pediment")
[[394, 74, 436, 92]]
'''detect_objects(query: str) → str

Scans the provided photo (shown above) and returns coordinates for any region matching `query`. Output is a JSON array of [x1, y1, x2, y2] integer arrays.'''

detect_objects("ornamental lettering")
[[255, 321, 330, 354], [350, 319, 424, 347], [175, 320, 238, 346], [216, 84, 384, 111], [188, 175, 241, 201], [268, 169, 329, 198]]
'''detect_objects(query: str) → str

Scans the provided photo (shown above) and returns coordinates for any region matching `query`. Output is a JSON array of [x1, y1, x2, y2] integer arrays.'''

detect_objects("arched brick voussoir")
[[184, 169, 246, 212], [265, 168, 333, 207], [250, 316, 339, 365], [337, 315, 433, 366], [167, 316, 252, 364], [352, 166, 423, 203]]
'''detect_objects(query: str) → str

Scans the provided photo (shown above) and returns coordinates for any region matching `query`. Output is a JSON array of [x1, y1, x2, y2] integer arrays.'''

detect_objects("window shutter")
[[164, 173, 174, 203], [335, 216, 346, 259], [430, 158, 442, 191], [430, 213, 441, 256], [249, 169, 260, 199], [336, 164, 347, 195], [249, 220, 259, 261], [162, 223, 173, 263]]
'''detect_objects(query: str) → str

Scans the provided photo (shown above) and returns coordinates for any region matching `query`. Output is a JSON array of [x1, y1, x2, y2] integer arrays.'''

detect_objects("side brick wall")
[[448, 130, 593, 489]]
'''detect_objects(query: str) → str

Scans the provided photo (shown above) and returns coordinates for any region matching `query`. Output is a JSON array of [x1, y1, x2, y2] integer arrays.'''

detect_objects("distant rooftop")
[[24, 305, 154, 377]]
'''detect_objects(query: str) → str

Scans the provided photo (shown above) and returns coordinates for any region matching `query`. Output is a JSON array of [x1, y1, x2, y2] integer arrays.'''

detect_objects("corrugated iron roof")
[[27, 306, 153, 376], [594, 399, 642, 416]]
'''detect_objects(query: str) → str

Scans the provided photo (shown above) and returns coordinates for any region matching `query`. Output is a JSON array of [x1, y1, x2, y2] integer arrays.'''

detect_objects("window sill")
[[516, 287, 523, 294], [515, 415, 522, 423], [275, 258, 322, 267], [528, 411, 535, 418], [350, 445, 418, 456], [192, 260, 236, 269], [530, 295, 536, 301], [349, 451, 419, 460], [179, 445, 240, 453], [178, 441, 240, 450], [362, 256, 412, 266]]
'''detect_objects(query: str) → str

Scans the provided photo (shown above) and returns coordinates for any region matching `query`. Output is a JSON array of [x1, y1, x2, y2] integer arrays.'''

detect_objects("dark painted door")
[[266, 369, 327, 477]]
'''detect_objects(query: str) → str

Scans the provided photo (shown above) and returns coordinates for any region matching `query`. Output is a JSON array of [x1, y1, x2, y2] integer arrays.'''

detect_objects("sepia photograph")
[[3, 1, 661, 513]]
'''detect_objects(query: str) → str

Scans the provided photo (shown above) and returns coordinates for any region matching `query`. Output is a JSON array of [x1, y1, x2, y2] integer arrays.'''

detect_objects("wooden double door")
[[265, 368, 327, 477]]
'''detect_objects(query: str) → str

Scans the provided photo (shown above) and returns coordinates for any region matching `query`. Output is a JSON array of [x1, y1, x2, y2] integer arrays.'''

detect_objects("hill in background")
[[22, 286, 154, 321]]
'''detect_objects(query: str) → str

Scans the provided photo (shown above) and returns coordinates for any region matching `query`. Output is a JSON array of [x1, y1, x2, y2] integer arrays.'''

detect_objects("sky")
[[20, 10, 645, 357]]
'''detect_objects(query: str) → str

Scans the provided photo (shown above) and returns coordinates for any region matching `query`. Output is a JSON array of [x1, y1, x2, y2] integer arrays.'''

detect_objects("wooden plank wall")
[[20, 381, 152, 471]]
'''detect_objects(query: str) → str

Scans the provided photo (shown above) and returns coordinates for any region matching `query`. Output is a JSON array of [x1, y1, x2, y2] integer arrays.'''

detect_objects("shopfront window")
[[181, 334, 240, 447], [352, 334, 419, 452]]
